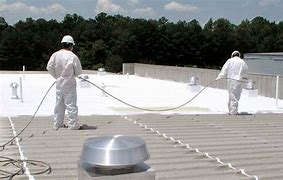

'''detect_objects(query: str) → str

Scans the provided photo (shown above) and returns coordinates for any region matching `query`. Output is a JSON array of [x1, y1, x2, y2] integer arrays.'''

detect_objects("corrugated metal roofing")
[[1, 113, 283, 180], [244, 52, 283, 56]]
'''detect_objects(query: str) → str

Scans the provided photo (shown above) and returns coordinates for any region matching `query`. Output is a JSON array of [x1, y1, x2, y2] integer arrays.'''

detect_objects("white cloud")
[[96, 0, 124, 14], [0, 2, 67, 24], [128, 0, 139, 5], [46, 3, 68, 14], [0, 2, 67, 15], [259, 0, 280, 6], [164, 1, 198, 12], [133, 7, 154, 17]]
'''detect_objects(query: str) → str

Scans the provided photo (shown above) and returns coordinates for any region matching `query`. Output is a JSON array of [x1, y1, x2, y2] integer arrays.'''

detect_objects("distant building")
[[244, 52, 283, 75]]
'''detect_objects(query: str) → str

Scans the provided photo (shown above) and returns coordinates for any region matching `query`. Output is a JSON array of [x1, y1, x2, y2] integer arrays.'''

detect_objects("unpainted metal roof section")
[[244, 52, 283, 61], [1, 113, 283, 180], [244, 52, 283, 75]]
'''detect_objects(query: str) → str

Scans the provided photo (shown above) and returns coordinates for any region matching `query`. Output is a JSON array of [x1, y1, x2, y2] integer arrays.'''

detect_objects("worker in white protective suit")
[[47, 35, 82, 130], [216, 51, 248, 115]]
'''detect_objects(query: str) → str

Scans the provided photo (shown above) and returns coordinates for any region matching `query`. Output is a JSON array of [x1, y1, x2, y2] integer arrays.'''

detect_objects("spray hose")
[[80, 77, 217, 111], [0, 81, 56, 151], [0, 81, 55, 179], [79, 76, 249, 112], [0, 76, 248, 180], [0, 76, 248, 150]]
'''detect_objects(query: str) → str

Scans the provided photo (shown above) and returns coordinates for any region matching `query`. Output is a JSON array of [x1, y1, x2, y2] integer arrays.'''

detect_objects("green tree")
[[276, 21, 283, 51], [0, 17, 8, 34], [0, 14, 282, 71], [0, 17, 9, 69], [248, 17, 277, 52], [202, 18, 236, 67], [201, 18, 219, 68], [105, 54, 123, 72], [235, 20, 254, 53]]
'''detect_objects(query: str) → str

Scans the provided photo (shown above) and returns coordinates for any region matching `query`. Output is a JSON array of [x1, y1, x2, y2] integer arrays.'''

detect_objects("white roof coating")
[[1, 72, 283, 117], [2, 72, 283, 180]]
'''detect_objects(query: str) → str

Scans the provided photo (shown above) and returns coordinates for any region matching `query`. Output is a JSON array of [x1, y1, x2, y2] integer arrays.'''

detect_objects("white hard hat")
[[231, 50, 240, 57], [61, 35, 75, 45]]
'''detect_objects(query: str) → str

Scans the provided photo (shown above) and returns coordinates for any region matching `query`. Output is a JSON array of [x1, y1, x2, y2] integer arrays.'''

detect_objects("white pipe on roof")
[[276, 75, 279, 107]]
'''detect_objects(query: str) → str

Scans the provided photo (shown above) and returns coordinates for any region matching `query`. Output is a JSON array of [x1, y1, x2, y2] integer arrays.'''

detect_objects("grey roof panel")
[[1, 114, 283, 179]]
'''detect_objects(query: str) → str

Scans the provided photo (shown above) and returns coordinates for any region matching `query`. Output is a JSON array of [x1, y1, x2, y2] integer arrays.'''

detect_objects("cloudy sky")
[[0, 0, 283, 25]]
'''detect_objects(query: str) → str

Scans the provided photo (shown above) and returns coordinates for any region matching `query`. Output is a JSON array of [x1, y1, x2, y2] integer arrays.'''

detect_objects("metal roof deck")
[[1, 113, 283, 180]]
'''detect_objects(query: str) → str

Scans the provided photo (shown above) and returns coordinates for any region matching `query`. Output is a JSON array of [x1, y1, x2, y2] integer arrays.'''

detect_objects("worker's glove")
[[78, 74, 89, 80], [78, 74, 89, 81], [241, 77, 249, 83]]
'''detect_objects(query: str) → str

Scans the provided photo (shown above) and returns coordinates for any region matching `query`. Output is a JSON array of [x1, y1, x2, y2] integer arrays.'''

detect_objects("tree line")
[[0, 13, 283, 72]]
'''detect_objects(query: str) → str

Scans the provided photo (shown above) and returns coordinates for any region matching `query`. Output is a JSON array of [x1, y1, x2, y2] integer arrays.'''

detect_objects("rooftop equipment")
[[98, 68, 106, 76], [246, 80, 254, 90], [189, 76, 198, 85], [243, 80, 258, 97], [188, 76, 201, 92], [78, 135, 155, 179], [10, 82, 19, 99]]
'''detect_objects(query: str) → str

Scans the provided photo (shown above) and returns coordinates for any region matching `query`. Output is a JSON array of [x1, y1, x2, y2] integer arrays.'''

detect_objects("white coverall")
[[217, 56, 248, 114], [47, 49, 82, 129]]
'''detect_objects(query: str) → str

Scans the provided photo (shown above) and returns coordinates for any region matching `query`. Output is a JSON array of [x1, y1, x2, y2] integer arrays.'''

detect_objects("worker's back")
[[47, 49, 82, 91], [226, 56, 248, 80]]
